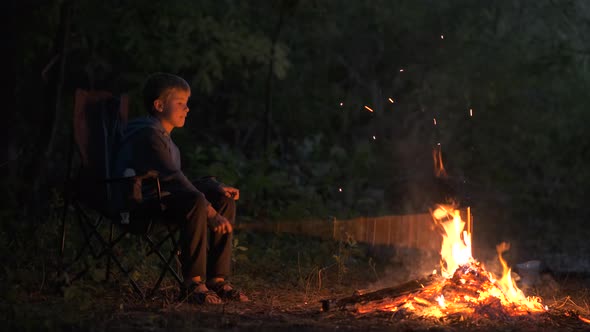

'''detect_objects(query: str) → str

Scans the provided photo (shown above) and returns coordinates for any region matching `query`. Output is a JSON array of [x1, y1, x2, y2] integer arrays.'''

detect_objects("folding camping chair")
[[59, 89, 184, 299]]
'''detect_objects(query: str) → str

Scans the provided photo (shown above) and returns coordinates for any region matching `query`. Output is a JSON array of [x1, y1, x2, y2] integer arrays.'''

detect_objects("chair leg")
[[168, 226, 184, 285], [60, 135, 75, 261], [59, 190, 70, 260], [102, 245, 145, 299], [144, 229, 184, 298], [62, 203, 147, 299], [87, 222, 145, 299], [105, 222, 114, 281], [75, 206, 106, 259], [148, 247, 178, 298], [145, 235, 183, 284], [62, 205, 103, 275], [60, 204, 109, 285], [145, 231, 172, 257]]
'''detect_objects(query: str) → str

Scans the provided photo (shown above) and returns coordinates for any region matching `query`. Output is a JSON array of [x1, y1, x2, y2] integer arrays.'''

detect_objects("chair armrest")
[[104, 170, 159, 183], [104, 170, 163, 211]]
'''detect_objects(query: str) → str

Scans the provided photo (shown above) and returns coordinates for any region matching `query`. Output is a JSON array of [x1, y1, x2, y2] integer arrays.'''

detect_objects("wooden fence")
[[239, 208, 472, 253]]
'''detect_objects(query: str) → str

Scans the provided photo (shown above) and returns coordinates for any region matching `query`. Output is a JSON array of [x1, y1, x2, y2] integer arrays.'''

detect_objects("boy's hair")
[[142, 72, 190, 114]]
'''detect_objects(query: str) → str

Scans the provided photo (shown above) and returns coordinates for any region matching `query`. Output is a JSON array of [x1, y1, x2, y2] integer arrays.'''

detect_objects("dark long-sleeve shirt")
[[114, 115, 208, 204]]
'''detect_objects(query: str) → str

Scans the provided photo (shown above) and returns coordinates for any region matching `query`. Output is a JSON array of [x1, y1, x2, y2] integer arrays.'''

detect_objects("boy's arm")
[[127, 128, 233, 232], [194, 176, 240, 200]]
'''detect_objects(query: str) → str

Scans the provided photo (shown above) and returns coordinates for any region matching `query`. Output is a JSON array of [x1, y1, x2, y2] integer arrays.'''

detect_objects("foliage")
[[6, 0, 590, 272]]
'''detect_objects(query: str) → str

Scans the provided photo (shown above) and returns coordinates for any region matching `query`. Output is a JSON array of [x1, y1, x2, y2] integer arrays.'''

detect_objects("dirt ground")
[[4, 232, 590, 331], [8, 278, 590, 332], [105, 286, 590, 332]]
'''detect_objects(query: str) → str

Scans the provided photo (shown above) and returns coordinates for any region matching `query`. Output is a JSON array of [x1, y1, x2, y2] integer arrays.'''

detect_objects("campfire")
[[322, 205, 548, 320]]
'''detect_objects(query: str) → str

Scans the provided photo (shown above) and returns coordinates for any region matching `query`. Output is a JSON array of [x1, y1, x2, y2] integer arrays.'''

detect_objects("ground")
[[3, 231, 590, 331]]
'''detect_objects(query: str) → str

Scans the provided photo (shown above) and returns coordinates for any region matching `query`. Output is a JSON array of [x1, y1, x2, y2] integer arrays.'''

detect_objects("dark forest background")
[[5, 0, 590, 272]]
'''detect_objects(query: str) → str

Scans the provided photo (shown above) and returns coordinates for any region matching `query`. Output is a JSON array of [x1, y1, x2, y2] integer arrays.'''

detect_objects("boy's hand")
[[207, 213, 233, 234], [220, 185, 240, 200]]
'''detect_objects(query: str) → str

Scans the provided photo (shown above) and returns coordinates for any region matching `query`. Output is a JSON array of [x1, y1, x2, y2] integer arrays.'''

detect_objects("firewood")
[[321, 274, 439, 312]]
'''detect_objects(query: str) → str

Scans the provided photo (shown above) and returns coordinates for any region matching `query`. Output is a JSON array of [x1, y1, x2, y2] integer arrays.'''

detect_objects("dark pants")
[[154, 182, 236, 284]]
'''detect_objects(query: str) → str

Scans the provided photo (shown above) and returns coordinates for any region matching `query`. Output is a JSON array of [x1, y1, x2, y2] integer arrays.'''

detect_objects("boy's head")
[[143, 72, 191, 132]]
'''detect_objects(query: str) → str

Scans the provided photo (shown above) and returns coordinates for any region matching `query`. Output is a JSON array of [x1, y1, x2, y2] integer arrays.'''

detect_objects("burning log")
[[441, 263, 493, 300], [320, 274, 438, 312]]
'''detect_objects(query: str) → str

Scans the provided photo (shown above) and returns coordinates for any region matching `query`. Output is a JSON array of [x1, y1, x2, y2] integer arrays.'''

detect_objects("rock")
[[514, 260, 559, 294]]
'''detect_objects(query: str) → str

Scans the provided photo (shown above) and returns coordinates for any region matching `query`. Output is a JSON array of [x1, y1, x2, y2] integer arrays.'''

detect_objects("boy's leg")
[[192, 179, 247, 301], [192, 178, 236, 280], [206, 194, 236, 280], [160, 192, 209, 284]]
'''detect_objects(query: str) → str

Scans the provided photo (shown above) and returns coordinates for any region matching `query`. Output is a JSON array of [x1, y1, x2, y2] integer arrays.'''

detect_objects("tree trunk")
[[27, 0, 71, 214], [3, 2, 20, 181], [263, 2, 286, 153]]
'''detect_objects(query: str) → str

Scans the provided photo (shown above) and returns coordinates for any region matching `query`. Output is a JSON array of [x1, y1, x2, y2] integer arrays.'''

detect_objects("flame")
[[356, 205, 546, 318], [432, 145, 447, 178], [495, 242, 544, 311], [434, 206, 544, 313], [433, 206, 472, 278]]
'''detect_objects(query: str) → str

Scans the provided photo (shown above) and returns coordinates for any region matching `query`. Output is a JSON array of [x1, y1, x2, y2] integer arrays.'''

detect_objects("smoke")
[[367, 246, 440, 290]]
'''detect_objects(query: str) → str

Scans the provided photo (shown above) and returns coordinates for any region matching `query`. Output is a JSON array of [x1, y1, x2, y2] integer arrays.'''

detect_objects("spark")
[[437, 142, 441, 146], [340, 102, 344, 107], [364, 105, 374, 113], [469, 108, 473, 117], [388, 97, 394, 104], [338, 188, 343, 192], [433, 118, 437, 125], [399, 68, 405, 72], [372, 135, 376, 140], [440, 34, 444, 39]]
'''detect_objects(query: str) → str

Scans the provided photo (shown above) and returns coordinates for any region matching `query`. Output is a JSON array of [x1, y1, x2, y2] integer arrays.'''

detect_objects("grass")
[[3, 217, 590, 331]]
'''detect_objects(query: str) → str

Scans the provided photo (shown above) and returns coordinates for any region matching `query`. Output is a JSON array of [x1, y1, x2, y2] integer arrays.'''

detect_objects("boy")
[[115, 72, 247, 304]]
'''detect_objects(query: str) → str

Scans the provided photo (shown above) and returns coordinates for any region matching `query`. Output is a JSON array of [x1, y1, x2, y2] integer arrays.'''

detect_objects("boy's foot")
[[179, 282, 223, 305], [206, 280, 249, 302]]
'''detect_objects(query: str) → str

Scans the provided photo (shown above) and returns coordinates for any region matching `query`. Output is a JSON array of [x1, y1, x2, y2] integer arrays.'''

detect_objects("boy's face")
[[153, 89, 191, 132]]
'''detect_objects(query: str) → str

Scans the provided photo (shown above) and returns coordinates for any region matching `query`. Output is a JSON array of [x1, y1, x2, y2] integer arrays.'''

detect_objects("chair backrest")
[[73, 89, 128, 215]]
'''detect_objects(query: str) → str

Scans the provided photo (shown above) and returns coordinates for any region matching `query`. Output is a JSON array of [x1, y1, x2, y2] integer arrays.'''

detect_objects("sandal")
[[207, 281, 249, 302], [179, 282, 223, 305]]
